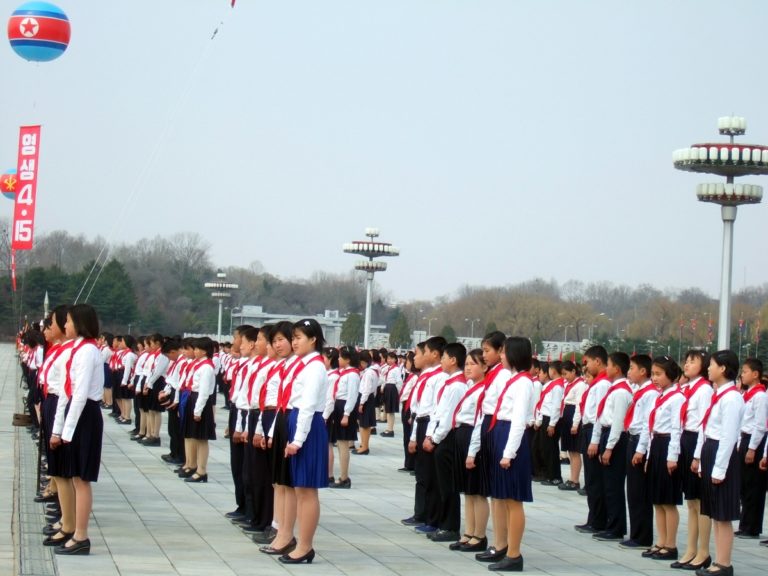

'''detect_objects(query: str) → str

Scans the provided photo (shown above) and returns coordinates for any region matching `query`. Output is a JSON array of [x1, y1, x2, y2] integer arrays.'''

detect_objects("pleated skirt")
[[148, 377, 166, 412], [62, 399, 103, 482], [560, 404, 579, 452], [359, 395, 377, 428], [288, 410, 329, 489], [700, 438, 740, 521], [271, 410, 292, 486], [679, 430, 701, 500], [383, 383, 399, 413], [489, 420, 533, 502], [182, 392, 216, 440], [648, 435, 682, 505], [328, 398, 359, 442], [454, 424, 486, 496], [476, 414, 493, 497], [41, 394, 68, 477]]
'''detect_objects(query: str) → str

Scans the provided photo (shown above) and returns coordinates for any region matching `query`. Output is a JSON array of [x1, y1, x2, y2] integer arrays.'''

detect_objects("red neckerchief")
[[399, 372, 416, 401], [334, 367, 359, 400], [596, 379, 633, 419], [279, 354, 324, 412], [679, 377, 711, 424], [276, 356, 302, 410], [187, 358, 214, 391], [228, 358, 250, 401], [243, 356, 270, 404], [40, 341, 75, 398], [579, 371, 609, 418], [414, 366, 443, 405], [403, 373, 422, 411], [701, 383, 741, 432], [742, 383, 766, 405], [489, 371, 531, 430], [475, 363, 505, 420], [623, 382, 659, 430], [648, 385, 683, 433], [259, 358, 285, 411], [180, 358, 203, 390], [437, 373, 467, 403], [63, 339, 98, 397], [535, 376, 565, 413], [452, 377, 486, 428], [560, 376, 584, 414]]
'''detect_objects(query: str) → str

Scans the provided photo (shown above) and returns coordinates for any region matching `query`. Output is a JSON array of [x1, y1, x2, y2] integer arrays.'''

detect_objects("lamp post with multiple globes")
[[673, 116, 765, 349], [343, 228, 400, 348], [204, 270, 239, 343]]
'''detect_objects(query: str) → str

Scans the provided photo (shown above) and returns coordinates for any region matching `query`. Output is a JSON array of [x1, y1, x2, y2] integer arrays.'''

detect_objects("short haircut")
[[443, 342, 467, 370], [148, 332, 163, 345], [549, 360, 563, 375], [743, 357, 764, 380], [339, 346, 360, 368], [359, 350, 372, 366], [608, 352, 630, 376], [504, 336, 532, 372], [241, 326, 260, 342], [323, 347, 339, 369], [468, 348, 485, 370], [711, 349, 739, 380], [293, 319, 325, 352], [652, 355, 681, 382], [370, 349, 381, 363], [193, 336, 215, 358], [234, 324, 254, 335], [482, 330, 506, 351], [630, 354, 652, 377], [387, 351, 398, 361], [584, 345, 608, 364], [51, 304, 69, 334], [685, 349, 710, 378], [260, 324, 274, 339], [537, 360, 548, 374], [68, 304, 100, 339], [122, 334, 137, 351], [425, 336, 447, 356], [269, 321, 293, 344], [415, 342, 426, 352], [162, 339, 181, 354], [561, 360, 579, 375]]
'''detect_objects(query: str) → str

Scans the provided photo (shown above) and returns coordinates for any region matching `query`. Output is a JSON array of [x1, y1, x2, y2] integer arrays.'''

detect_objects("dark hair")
[[292, 319, 325, 352], [234, 324, 254, 335], [122, 334, 137, 351], [549, 360, 563, 375], [99, 330, 113, 346], [468, 348, 485, 370], [68, 304, 100, 339], [482, 330, 506, 351], [378, 347, 388, 358], [443, 342, 467, 370], [50, 304, 69, 335], [425, 335, 447, 356], [630, 354, 652, 377], [359, 350, 372, 367], [260, 324, 273, 339], [269, 321, 293, 344], [162, 338, 181, 354], [584, 345, 608, 364], [193, 336, 215, 359], [710, 349, 739, 381], [504, 336, 532, 372], [370, 349, 381, 363], [535, 359, 546, 373], [339, 346, 360, 368], [387, 351, 398, 361], [148, 332, 163, 346], [241, 326, 260, 342], [743, 357, 764, 380], [652, 355, 682, 382], [181, 337, 194, 349], [405, 350, 417, 373], [415, 342, 426, 353], [684, 349, 710, 378], [561, 360, 580, 375], [608, 351, 630, 376], [323, 347, 339, 369]]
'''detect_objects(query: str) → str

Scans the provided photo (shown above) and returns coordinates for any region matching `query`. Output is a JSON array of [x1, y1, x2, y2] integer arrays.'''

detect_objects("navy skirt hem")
[[288, 411, 329, 488], [700, 438, 740, 521], [488, 420, 533, 502]]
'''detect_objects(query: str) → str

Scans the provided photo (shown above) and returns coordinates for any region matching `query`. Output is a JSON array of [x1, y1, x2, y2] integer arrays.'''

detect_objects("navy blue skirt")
[[454, 424, 487, 496], [63, 399, 103, 482], [489, 420, 533, 502], [560, 404, 579, 452], [288, 410, 329, 489], [328, 398, 359, 442], [680, 430, 701, 500], [183, 392, 216, 440], [42, 394, 69, 477], [648, 435, 682, 505], [700, 438, 740, 521]]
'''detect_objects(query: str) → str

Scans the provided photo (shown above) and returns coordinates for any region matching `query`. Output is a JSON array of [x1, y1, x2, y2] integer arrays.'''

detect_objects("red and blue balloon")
[[7, 2, 70, 62], [2, 169, 17, 200]]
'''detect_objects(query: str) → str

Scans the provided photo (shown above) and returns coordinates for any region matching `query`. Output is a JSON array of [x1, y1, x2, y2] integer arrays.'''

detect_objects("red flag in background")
[[11, 125, 41, 251]]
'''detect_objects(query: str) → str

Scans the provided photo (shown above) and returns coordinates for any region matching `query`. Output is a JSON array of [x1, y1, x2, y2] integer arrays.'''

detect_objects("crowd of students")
[[18, 321, 768, 573]]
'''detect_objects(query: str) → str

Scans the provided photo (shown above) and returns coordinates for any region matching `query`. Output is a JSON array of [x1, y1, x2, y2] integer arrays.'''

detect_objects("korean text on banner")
[[11, 125, 42, 250]]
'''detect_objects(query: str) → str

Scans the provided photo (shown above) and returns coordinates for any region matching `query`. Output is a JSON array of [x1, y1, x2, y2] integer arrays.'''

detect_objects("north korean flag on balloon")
[[7, 2, 71, 62]]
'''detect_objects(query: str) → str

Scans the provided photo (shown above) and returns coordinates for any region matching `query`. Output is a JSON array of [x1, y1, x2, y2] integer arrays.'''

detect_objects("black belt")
[[416, 415, 430, 422]]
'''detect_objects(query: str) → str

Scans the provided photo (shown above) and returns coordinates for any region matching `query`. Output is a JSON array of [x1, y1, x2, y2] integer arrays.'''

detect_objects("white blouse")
[[288, 352, 329, 447], [191, 362, 216, 417], [61, 339, 104, 442], [495, 371, 534, 460], [740, 386, 768, 451], [681, 377, 714, 432], [427, 372, 467, 444], [636, 386, 685, 462], [694, 382, 745, 480]]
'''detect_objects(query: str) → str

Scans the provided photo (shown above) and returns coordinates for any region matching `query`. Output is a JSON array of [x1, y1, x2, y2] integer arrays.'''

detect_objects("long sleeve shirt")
[[740, 385, 768, 451], [636, 386, 685, 461], [146, 353, 169, 388], [453, 379, 484, 427], [592, 378, 633, 449], [385, 364, 403, 391], [528, 378, 542, 426], [400, 372, 418, 406], [120, 351, 137, 385], [256, 358, 286, 438], [287, 352, 328, 447], [535, 377, 564, 426], [426, 372, 467, 444], [581, 374, 611, 427], [694, 382, 745, 480], [358, 367, 379, 403], [133, 352, 150, 390], [625, 380, 659, 436], [61, 339, 104, 442], [191, 361, 216, 417], [495, 371, 534, 460], [569, 378, 589, 423], [681, 377, 714, 432], [242, 357, 276, 433], [43, 341, 74, 436], [467, 363, 511, 457]]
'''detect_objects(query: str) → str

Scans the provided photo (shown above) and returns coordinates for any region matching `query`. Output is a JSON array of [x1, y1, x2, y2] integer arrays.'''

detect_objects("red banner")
[[11, 125, 41, 250]]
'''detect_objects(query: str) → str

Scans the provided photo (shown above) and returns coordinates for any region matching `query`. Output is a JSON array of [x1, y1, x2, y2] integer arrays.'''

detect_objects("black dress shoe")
[[177, 468, 194, 478], [225, 510, 245, 519], [592, 531, 623, 541], [43, 524, 62, 536], [34, 493, 57, 503], [251, 527, 277, 544], [460, 537, 488, 552], [652, 547, 678, 560], [475, 546, 508, 562], [353, 449, 370, 455], [695, 563, 731, 576], [279, 549, 315, 564], [449, 538, 470, 551], [330, 478, 351, 489], [43, 532, 73, 546], [430, 529, 460, 542], [574, 523, 597, 533], [260, 538, 296, 555], [161, 454, 176, 463], [141, 437, 161, 446], [489, 555, 523, 572], [54, 538, 90, 555], [642, 545, 663, 558], [184, 473, 208, 483], [681, 557, 711, 571]]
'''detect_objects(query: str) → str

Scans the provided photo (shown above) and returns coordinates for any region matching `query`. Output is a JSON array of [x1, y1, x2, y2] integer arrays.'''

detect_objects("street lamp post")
[[465, 318, 480, 338], [343, 228, 400, 348], [204, 270, 239, 342], [674, 116, 765, 349]]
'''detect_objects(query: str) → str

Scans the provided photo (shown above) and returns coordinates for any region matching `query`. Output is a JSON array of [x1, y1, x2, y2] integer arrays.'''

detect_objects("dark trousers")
[[221, 378, 231, 409], [580, 424, 606, 529], [434, 431, 460, 531], [626, 433, 653, 545], [414, 417, 439, 525], [537, 415, 562, 481], [133, 395, 142, 431], [599, 428, 628, 536], [168, 405, 185, 461], [244, 409, 274, 529], [401, 408, 415, 470], [229, 406, 245, 512], [739, 433, 767, 535]]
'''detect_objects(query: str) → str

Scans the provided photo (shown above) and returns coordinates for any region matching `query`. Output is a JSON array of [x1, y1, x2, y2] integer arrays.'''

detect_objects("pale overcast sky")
[[2, 0, 768, 302]]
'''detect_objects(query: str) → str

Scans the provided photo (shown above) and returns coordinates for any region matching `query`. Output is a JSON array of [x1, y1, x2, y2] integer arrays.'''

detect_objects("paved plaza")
[[1, 342, 766, 576]]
